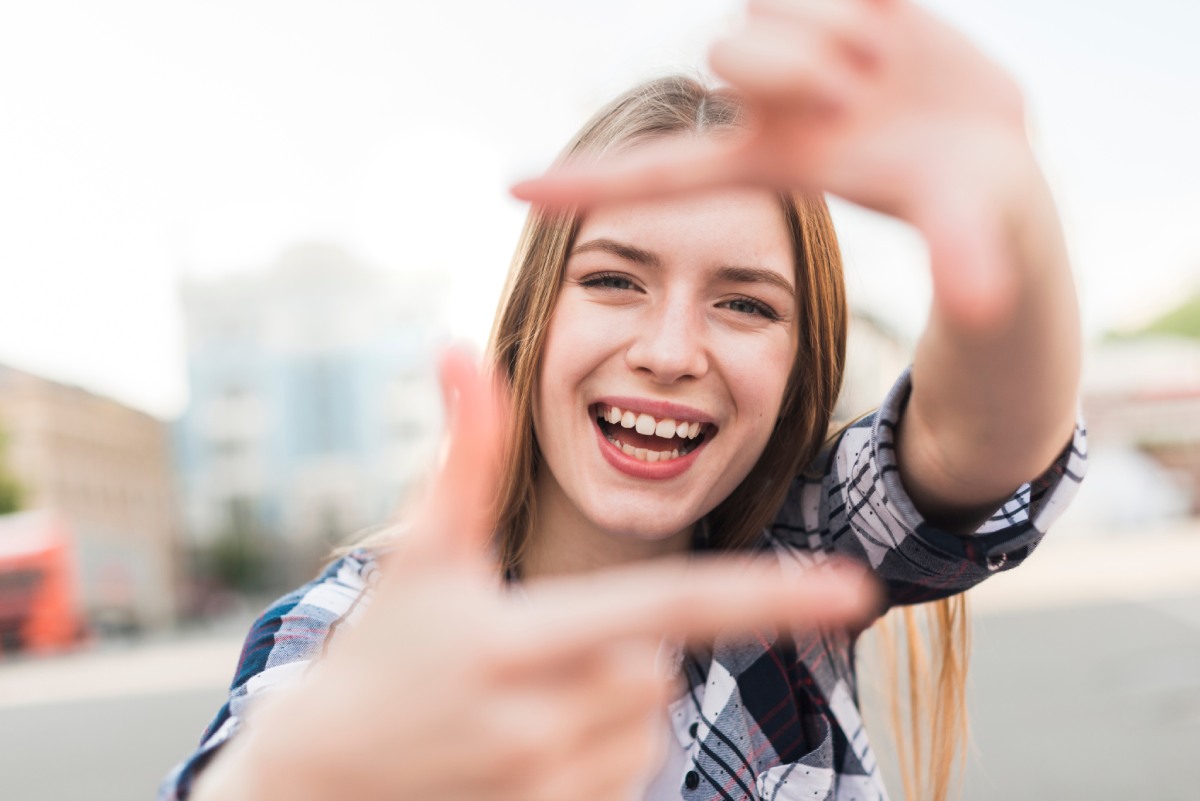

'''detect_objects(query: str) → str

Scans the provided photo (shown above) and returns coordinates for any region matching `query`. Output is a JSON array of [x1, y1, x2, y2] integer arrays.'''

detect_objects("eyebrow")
[[571, 237, 794, 296], [716, 266, 794, 296], [570, 238, 661, 268]]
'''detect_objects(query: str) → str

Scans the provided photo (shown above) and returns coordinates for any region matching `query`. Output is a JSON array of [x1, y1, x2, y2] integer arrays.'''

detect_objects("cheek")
[[533, 303, 595, 440], [728, 337, 795, 415], [538, 297, 620, 395], [734, 351, 796, 472]]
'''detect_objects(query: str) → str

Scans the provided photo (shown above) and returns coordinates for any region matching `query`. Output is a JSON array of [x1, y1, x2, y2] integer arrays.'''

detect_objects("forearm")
[[902, 139, 1081, 525]]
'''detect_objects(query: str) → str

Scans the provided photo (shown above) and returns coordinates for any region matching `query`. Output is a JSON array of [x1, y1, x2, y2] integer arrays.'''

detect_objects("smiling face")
[[530, 185, 799, 559]]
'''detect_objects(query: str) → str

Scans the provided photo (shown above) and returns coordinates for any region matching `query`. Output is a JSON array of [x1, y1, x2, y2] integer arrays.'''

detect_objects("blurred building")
[[174, 244, 447, 585], [1079, 335, 1200, 521], [836, 309, 913, 424], [0, 365, 179, 632]]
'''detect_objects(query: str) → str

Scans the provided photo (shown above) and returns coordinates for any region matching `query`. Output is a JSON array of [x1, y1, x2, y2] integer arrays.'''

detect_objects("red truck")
[[0, 510, 86, 654]]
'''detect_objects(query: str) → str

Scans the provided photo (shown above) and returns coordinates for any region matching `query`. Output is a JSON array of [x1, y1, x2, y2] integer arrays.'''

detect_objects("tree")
[[207, 525, 269, 593], [1108, 286, 1200, 341], [0, 424, 23, 515], [1141, 291, 1200, 339]]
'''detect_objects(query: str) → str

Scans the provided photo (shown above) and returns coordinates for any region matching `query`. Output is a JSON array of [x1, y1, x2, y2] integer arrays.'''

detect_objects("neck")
[[521, 473, 694, 580]]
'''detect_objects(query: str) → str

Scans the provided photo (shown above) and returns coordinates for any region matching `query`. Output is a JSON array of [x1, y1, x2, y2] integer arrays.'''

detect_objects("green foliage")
[[1107, 288, 1200, 341], [0, 425, 23, 515], [1141, 292, 1200, 339], [0, 479, 21, 515], [206, 526, 269, 593]]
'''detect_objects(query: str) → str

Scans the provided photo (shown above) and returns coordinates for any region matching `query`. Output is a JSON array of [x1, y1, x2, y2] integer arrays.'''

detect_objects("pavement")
[[1, 526, 1198, 801]]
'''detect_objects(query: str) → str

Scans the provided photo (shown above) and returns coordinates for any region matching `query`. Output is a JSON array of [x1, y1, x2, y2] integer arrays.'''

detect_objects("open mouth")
[[590, 403, 716, 463]]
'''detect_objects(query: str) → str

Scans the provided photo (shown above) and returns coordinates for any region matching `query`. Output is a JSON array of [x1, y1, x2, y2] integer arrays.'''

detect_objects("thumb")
[[402, 346, 509, 570]]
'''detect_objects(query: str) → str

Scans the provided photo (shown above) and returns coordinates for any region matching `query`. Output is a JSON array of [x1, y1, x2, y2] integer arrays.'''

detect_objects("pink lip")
[[593, 396, 717, 426], [592, 418, 708, 481]]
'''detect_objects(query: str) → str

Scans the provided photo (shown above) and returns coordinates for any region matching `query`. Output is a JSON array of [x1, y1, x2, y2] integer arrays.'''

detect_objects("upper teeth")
[[603, 405, 703, 439]]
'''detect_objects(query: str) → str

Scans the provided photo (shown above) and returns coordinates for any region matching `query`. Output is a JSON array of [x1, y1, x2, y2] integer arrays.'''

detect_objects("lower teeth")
[[608, 435, 681, 462]]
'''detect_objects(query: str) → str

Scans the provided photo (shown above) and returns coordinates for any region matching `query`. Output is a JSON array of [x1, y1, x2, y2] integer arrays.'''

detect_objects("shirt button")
[[688, 722, 699, 738], [684, 770, 700, 790]]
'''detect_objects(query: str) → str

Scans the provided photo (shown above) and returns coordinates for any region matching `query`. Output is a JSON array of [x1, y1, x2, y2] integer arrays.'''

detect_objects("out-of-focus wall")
[[0, 366, 179, 631], [836, 310, 913, 425]]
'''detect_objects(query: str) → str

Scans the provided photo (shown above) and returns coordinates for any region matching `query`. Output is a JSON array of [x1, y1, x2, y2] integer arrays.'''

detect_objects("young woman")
[[162, 2, 1087, 800]]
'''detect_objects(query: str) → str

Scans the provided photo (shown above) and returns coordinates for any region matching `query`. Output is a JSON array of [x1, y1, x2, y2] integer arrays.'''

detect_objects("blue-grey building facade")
[[174, 244, 446, 575]]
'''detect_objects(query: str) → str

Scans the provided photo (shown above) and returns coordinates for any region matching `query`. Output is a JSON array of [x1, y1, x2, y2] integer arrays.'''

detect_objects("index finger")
[[402, 347, 509, 567], [509, 134, 763, 208], [501, 555, 882, 668]]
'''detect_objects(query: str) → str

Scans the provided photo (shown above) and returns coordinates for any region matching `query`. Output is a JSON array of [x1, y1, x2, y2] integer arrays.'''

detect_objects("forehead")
[[572, 187, 795, 279]]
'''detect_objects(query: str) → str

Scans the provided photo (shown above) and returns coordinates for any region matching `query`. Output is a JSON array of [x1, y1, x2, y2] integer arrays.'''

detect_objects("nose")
[[624, 292, 709, 384]]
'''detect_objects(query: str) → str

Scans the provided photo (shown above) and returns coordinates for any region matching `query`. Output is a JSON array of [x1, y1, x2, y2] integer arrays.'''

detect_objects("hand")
[[513, 0, 1037, 329], [196, 348, 879, 801]]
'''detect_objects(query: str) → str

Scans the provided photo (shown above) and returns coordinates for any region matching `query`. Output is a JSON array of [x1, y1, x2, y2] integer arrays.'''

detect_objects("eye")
[[579, 271, 640, 292], [721, 296, 781, 321]]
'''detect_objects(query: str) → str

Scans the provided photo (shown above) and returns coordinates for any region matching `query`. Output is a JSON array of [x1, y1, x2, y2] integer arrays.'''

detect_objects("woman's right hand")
[[192, 349, 878, 801]]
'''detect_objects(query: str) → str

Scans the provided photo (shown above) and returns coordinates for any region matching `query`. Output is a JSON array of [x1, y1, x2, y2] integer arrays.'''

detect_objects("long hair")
[[873, 595, 971, 801], [486, 74, 968, 801]]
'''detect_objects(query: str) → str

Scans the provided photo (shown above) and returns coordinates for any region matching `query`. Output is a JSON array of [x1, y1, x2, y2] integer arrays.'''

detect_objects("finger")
[[709, 24, 858, 114], [503, 556, 882, 666], [510, 133, 762, 207], [405, 346, 508, 565], [432, 347, 507, 560], [745, 0, 886, 72]]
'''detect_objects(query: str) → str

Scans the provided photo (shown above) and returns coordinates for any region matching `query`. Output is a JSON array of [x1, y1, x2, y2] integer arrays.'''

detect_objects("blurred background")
[[0, 1, 1196, 799]]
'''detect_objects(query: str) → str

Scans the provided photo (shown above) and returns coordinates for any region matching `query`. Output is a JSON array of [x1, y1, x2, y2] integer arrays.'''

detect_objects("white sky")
[[0, 0, 1196, 417]]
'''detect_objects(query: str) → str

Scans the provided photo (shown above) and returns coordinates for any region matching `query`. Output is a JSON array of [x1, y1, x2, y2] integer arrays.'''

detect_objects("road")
[[2, 532, 1198, 801], [962, 594, 1200, 800]]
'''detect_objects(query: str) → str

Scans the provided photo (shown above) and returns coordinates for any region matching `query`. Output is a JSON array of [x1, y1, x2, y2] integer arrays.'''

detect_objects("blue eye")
[[580, 272, 638, 291], [723, 296, 780, 321]]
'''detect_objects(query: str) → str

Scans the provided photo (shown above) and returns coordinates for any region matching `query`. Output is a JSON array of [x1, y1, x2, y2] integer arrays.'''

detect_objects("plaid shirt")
[[160, 372, 1087, 801]]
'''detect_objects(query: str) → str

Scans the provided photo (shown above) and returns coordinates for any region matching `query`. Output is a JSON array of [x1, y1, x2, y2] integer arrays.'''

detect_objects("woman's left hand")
[[513, 0, 1036, 328], [516, 0, 1082, 525]]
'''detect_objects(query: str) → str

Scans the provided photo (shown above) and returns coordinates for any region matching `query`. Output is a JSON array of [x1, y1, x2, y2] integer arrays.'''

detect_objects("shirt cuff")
[[871, 366, 1089, 570]]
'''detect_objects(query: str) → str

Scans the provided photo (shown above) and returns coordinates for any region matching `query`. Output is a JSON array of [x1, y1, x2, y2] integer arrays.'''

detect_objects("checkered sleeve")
[[156, 551, 378, 801], [774, 368, 1088, 608]]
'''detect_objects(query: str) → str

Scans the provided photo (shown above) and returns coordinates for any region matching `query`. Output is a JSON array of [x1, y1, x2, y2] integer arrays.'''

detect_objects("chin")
[[584, 502, 699, 544]]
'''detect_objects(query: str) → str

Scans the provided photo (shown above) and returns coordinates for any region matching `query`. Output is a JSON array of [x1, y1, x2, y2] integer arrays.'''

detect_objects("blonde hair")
[[485, 75, 970, 801], [488, 75, 845, 566], [873, 596, 971, 801]]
